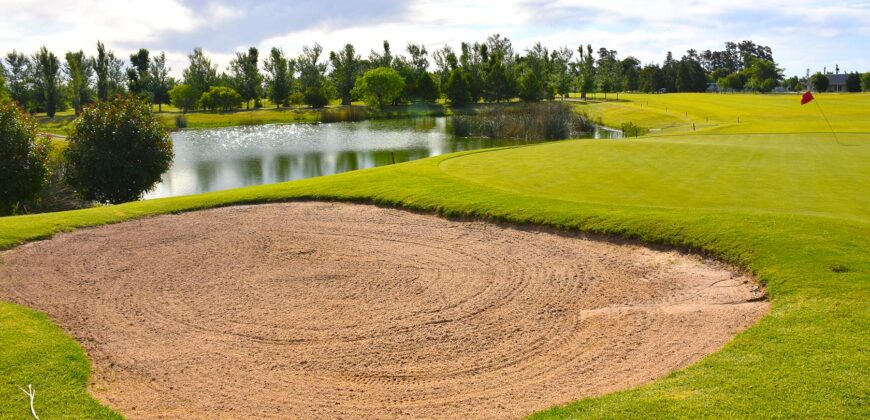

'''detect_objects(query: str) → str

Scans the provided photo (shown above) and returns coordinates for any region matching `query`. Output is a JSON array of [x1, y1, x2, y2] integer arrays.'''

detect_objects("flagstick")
[[813, 98, 847, 146]]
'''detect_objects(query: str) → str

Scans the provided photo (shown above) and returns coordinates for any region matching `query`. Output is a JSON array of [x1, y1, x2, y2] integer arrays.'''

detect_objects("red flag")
[[801, 91, 814, 105]]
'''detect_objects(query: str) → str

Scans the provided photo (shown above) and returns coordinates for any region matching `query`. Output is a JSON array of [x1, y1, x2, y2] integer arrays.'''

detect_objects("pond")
[[144, 117, 621, 199]]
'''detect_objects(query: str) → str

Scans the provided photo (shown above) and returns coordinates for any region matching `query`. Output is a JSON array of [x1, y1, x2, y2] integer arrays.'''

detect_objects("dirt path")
[[0, 202, 767, 419]]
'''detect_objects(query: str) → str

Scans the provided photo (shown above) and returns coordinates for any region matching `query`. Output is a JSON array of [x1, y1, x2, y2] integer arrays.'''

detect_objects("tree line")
[[2, 36, 867, 116]]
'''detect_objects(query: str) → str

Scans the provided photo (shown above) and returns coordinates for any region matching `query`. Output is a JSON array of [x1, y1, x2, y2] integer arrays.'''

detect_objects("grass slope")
[[2, 93, 868, 418]]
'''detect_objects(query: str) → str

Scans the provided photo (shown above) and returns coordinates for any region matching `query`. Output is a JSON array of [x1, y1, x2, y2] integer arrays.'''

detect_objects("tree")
[[444, 68, 471, 106], [351, 67, 404, 108], [485, 52, 512, 102], [517, 64, 545, 102], [386, 57, 412, 104], [862, 72, 870, 92], [415, 72, 440, 103], [743, 59, 782, 93], [5, 51, 32, 108], [329, 44, 362, 105], [149, 52, 172, 112], [126, 48, 151, 100], [845, 72, 861, 92], [459, 41, 487, 102], [93, 41, 125, 100], [433, 45, 458, 88], [675, 58, 707, 92], [620, 57, 641, 92], [107, 52, 126, 96], [406, 43, 432, 102], [577, 44, 595, 99], [661, 51, 678, 93], [65, 96, 173, 204], [264, 47, 292, 108], [0, 101, 48, 214], [183, 48, 217, 96], [0, 60, 7, 100], [811, 72, 830, 92], [199, 86, 242, 111], [229, 47, 262, 109], [550, 47, 574, 99], [64, 50, 93, 115], [368, 40, 393, 68], [638, 64, 665, 93], [94, 41, 110, 100], [297, 44, 327, 93], [33, 47, 61, 117], [169, 84, 199, 112], [297, 44, 330, 107], [595, 48, 620, 99], [718, 73, 745, 92], [782, 76, 802, 92]]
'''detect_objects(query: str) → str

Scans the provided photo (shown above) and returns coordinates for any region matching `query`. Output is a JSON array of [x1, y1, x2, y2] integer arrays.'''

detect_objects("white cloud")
[[1, 0, 867, 78]]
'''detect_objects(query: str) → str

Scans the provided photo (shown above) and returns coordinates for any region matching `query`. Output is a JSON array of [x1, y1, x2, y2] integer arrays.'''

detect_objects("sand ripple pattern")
[[0, 202, 767, 419]]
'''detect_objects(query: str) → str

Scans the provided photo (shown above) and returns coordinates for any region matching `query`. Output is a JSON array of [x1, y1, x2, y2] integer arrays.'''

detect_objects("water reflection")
[[145, 117, 619, 199]]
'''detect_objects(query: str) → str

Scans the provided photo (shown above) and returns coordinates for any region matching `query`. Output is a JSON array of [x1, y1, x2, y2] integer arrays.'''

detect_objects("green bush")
[[289, 92, 305, 108], [0, 102, 49, 214], [199, 86, 242, 111], [169, 84, 200, 112], [303, 87, 330, 108], [65, 96, 173, 204]]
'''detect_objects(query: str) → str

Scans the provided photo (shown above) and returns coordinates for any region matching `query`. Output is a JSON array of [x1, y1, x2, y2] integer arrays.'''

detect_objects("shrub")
[[169, 84, 200, 112], [289, 92, 305, 108], [303, 87, 329, 108], [65, 96, 173, 204], [175, 115, 188, 128], [0, 102, 49, 214], [321, 106, 367, 123], [620, 122, 644, 138], [21, 141, 90, 214], [199, 86, 242, 111], [449, 102, 593, 140]]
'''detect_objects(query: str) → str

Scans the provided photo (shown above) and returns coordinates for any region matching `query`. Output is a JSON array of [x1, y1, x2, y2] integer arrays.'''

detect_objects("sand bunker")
[[0, 202, 767, 419]]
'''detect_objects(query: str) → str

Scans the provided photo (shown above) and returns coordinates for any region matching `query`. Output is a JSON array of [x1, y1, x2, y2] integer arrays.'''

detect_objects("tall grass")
[[321, 106, 368, 123], [450, 102, 594, 140]]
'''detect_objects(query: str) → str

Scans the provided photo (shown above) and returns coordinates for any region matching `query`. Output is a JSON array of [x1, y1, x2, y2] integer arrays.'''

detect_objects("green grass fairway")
[[2, 93, 868, 418], [581, 92, 870, 135], [441, 133, 869, 222]]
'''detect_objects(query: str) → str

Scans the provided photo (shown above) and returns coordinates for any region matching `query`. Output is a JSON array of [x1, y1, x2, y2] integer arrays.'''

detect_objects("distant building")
[[826, 73, 849, 92]]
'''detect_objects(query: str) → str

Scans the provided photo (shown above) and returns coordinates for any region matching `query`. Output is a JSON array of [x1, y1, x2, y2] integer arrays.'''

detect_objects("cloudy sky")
[[1, 0, 868, 78]]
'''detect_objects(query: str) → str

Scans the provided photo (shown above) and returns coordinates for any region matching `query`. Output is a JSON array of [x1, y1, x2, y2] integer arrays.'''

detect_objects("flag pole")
[[813, 98, 845, 146]]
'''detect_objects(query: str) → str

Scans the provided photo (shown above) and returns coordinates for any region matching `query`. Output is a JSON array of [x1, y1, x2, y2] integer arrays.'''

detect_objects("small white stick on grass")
[[18, 384, 39, 420]]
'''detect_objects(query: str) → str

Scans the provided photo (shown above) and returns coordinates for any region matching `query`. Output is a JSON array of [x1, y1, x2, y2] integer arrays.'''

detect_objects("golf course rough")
[[0, 93, 867, 418], [0, 202, 767, 418]]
